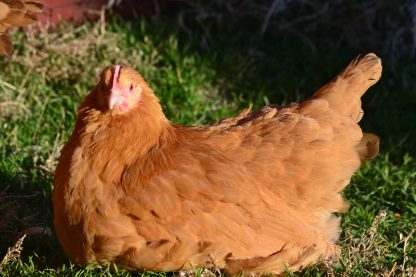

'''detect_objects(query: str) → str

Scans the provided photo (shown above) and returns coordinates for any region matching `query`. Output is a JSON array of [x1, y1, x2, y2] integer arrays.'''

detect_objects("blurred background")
[[0, 0, 415, 275]]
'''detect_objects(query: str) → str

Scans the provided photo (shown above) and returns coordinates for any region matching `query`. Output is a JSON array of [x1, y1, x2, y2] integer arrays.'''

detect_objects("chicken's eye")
[[130, 84, 134, 91]]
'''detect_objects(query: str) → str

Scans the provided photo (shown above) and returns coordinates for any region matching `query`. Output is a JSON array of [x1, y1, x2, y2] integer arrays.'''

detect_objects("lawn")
[[0, 1, 415, 276]]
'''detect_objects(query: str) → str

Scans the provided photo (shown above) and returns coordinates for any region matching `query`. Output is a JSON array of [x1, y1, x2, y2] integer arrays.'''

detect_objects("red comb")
[[111, 65, 121, 89]]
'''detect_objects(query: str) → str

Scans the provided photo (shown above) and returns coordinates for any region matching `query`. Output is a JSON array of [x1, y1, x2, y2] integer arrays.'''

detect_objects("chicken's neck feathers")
[[71, 104, 175, 186]]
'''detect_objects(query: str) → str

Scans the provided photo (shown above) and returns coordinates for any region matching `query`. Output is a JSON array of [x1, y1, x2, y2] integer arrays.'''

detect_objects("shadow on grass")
[[0, 170, 67, 269], [118, 0, 416, 156]]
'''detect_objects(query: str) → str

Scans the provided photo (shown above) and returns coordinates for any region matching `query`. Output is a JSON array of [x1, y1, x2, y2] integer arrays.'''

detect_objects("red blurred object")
[[38, 0, 107, 25], [37, 0, 186, 25]]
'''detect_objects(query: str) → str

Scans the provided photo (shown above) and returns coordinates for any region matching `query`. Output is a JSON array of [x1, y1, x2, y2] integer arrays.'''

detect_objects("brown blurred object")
[[0, 0, 43, 55]]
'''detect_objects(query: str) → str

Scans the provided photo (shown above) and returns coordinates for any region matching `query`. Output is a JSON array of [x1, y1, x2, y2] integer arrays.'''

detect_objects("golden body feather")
[[0, 0, 43, 55], [53, 54, 382, 275]]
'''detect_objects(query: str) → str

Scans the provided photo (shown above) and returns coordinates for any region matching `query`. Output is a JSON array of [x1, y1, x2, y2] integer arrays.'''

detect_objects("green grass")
[[0, 3, 415, 275]]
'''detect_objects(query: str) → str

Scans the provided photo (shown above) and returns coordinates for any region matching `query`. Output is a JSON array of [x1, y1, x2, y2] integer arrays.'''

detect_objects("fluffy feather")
[[53, 53, 382, 275]]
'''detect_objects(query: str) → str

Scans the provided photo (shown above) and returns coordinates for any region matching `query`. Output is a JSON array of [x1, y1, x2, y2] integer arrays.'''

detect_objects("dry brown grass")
[[0, 234, 26, 271], [329, 210, 416, 276]]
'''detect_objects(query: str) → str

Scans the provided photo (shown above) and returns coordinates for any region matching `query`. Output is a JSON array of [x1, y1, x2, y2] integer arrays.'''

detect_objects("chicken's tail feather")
[[312, 53, 382, 122], [356, 133, 380, 162]]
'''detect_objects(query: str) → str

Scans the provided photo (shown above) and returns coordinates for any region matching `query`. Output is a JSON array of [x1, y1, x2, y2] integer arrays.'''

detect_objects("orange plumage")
[[53, 54, 382, 275], [0, 0, 43, 55]]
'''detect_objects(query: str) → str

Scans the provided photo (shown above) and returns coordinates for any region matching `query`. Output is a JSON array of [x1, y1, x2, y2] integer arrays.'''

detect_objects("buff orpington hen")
[[53, 53, 382, 275], [0, 0, 43, 55]]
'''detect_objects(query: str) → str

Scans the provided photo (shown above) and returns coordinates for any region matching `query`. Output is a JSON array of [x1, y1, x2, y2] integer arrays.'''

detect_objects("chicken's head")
[[82, 64, 165, 129], [76, 65, 167, 148], [96, 64, 147, 113]]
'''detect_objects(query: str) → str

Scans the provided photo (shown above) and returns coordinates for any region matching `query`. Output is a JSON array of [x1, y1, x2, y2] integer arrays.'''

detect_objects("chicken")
[[0, 0, 43, 55], [53, 53, 382, 275]]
